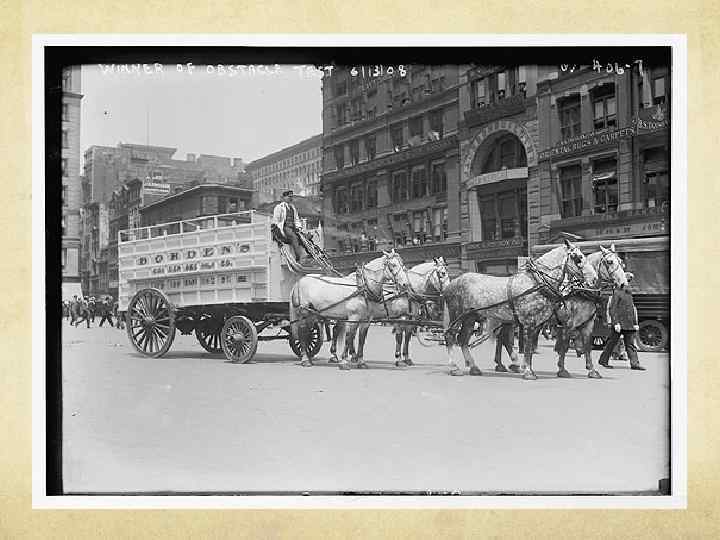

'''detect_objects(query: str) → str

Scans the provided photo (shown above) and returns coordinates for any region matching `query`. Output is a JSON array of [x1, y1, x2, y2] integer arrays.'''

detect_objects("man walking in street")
[[74, 297, 92, 328], [272, 190, 306, 263], [97, 297, 114, 328], [598, 276, 646, 371]]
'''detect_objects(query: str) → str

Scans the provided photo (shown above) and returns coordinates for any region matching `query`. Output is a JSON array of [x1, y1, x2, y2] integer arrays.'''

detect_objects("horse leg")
[[504, 325, 522, 373], [296, 319, 313, 367], [402, 326, 413, 366], [356, 323, 370, 369], [494, 324, 509, 372], [582, 322, 602, 379], [460, 317, 483, 376], [554, 326, 571, 378], [328, 322, 341, 363], [445, 325, 465, 376], [339, 321, 358, 370], [394, 325, 403, 366], [522, 326, 539, 380]]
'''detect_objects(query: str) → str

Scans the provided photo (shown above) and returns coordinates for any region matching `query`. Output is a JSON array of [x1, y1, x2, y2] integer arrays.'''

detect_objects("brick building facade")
[[245, 134, 323, 205], [320, 65, 464, 274]]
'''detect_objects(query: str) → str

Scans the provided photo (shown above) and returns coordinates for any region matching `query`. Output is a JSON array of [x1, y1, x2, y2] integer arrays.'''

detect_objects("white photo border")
[[32, 33, 688, 509]]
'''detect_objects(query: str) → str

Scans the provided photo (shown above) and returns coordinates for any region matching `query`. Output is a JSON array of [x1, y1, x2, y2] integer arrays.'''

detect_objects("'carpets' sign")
[[539, 127, 635, 160]]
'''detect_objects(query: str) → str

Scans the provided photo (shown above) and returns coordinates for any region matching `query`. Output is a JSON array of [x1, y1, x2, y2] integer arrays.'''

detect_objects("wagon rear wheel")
[[126, 288, 176, 358], [638, 320, 668, 352], [288, 322, 323, 359], [221, 315, 258, 363], [195, 315, 224, 353]]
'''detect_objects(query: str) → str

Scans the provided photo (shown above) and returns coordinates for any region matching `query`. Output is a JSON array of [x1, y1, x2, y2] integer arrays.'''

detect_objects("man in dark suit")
[[598, 281, 646, 370]]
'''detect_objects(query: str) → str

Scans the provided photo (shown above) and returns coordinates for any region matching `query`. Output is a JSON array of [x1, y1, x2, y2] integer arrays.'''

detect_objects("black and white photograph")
[[35, 35, 686, 506]]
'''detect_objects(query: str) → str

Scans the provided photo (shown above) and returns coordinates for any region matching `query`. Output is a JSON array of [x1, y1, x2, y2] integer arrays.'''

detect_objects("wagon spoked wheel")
[[221, 315, 258, 363], [288, 322, 323, 359], [638, 320, 668, 352], [195, 316, 224, 354], [126, 288, 176, 358]]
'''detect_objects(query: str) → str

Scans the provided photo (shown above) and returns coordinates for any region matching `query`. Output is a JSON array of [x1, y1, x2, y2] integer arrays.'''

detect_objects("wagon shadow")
[[423, 367, 616, 380]]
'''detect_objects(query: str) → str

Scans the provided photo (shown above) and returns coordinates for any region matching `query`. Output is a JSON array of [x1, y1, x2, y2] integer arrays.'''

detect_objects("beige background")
[[2, 0, 718, 537]]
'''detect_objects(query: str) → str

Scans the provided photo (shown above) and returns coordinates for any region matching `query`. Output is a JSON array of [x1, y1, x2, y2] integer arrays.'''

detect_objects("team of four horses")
[[289, 239, 629, 380]]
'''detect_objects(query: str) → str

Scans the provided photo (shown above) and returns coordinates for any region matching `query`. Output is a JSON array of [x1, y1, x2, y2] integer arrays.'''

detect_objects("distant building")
[[80, 202, 109, 296], [320, 65, 463, 274], [245, 134, 322, 204], [82, 143, 246, 204], [61, 66, 83, 299], [139, 183, 256, 227]]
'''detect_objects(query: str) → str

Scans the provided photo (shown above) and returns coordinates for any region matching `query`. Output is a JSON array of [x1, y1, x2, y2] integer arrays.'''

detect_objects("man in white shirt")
[[273, 190, 305, 261]]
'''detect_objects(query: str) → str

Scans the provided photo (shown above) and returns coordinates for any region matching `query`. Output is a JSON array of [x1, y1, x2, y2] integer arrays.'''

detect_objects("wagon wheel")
[[195, 315, 224, 353], [126, 288, 176, 358], [221, 315, 258, 363], [288, 322, 323, 359], [638, 320, 668, 352]]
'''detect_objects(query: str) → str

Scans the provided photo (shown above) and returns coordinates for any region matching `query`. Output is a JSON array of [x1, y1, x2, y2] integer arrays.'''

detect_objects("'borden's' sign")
[[538, 126, 636, 160]]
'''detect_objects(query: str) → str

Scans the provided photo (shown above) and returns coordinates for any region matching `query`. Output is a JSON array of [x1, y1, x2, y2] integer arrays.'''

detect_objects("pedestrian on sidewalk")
[[74, 298, 92, 328], [598, 275, 645, 371]]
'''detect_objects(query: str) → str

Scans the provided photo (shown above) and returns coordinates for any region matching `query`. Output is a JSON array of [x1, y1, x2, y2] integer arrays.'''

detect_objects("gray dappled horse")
[[289, 250, 409, 370], [442, 239, 597, 380], [551, 245, 629, 378], [327, 258, 450, 367]]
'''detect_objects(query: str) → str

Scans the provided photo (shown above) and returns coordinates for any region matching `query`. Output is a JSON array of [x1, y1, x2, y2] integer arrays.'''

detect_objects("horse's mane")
[[536, 244, 568, 267], [364, 255, 387, 272], [408, 261, 434, 274]]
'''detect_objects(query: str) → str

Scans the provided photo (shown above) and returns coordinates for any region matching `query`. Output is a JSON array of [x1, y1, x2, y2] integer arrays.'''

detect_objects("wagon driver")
[[273, 190, 306, 262]]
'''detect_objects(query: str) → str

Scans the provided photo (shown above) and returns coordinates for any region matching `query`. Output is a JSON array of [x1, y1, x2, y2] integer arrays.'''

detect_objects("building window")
[[499, 194, 517, 239], [481, 134, 527, 173], [432, 207, 448, 242], [349, 140, 360, 166], [393, 213, 409, 246], [366, 107, 376, 120], [411, 167, 427, 199], [62, 103, 69, 122], [335, 103, 347, 126], [334, 80, 347, 97], [62, 129, 69, 149], [592, 84, 616, 130], [559, 165, 583, 218], [409, 116, 423, 139], [653, 77, 666, 105], [350, 183, 364, 212], [392, 171, 408, 203], [61, 158, 68, 177], [334, 187, 348, 214], [390, 123, 404, 151], [412, 211, 427, 243], [472, 78, 487, 107], [334, 145, 345, 169], [62, 69, 71, 91], [592, 158, 618, 214], [350, 97, 363, 121], [479, 195, 496, 241], [429, 109, 444, 138], [430, 162, 447, 194], [364, 134, 376, 161], [366, 179, 377, 208], [558, 95, 582, 139], [61, 248, 67, 270], [643, 148, 670, 209], [62, 184, 68, 207]]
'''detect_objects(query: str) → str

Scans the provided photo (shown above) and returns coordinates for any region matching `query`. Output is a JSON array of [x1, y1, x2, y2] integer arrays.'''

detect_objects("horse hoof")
[[508, 364, 522, 373], [449, 369, 464, 377], [403, 359, 414, 366], [523, 371, 538, 381], [557, 369, 571, 378], [300, 360, 313, 368], [588, 370, 602, 379], [469, 366, 483, 376], [339, 363, 351, 371], [357, 362, 369, 370], [328, 357, 339, 364], [495, 364, 508, 373]]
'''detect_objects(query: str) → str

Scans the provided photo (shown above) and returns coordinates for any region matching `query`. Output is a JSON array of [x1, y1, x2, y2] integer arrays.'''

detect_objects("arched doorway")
[[463, 126, 533, 275]]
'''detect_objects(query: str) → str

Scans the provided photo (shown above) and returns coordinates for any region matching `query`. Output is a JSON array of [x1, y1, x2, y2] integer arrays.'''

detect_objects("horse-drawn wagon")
[[117, 211, 328, 363]]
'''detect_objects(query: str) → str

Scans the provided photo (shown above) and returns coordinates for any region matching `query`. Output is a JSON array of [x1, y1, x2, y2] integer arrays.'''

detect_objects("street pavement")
[[61, 320, 670, 495]]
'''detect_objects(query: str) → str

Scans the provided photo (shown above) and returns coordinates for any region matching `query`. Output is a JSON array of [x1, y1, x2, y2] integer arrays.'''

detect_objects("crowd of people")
[[62, 295, 125, 330]]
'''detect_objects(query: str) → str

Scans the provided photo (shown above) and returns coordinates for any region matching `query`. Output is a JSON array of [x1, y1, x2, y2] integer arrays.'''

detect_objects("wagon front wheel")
[[126, 288, 176, 358], [288, 322, 323, 359], [221, 315, 258, 363]]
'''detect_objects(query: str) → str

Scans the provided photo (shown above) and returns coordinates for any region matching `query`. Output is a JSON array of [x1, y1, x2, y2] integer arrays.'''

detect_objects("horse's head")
[[563, 239, 598, 286], [430, 256, 451, 293], [382, 248, 410, 289], [597, 244, 628, 288]]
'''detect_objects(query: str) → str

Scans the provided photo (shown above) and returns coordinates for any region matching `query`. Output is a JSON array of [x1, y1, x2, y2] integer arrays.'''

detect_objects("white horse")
[[289, 250, 409, 369], [442, 240, 598, 380]]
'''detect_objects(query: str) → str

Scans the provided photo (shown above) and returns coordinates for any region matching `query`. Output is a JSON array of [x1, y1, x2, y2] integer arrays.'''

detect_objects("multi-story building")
[[61, 65, 84, 299], [320, 65, 463, 274], [245, 134, 323, 204], [457, 65, 557, 274], [83, 143, 247, 204], [531, 63, 670, 247], [80, 202, 109, 295]]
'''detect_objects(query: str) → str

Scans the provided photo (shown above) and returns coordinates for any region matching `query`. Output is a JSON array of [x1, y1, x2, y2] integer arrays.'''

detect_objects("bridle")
[[596, 251, 625, 290], [356, 254, 409, 300], [525, 247, 589, 298]]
